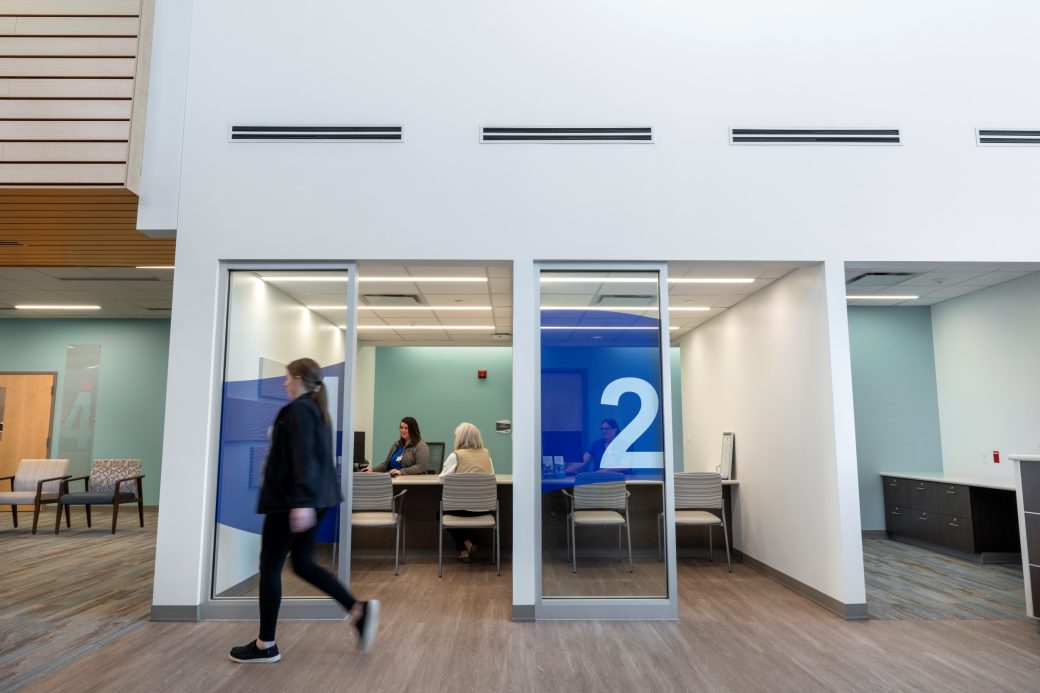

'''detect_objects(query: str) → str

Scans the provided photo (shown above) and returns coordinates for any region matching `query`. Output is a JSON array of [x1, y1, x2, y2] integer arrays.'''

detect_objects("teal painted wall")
[[373, 347, 514, 472], [848, 307, 943, 530], [372, 346, 684, 476], [0, 319, 169, 504]]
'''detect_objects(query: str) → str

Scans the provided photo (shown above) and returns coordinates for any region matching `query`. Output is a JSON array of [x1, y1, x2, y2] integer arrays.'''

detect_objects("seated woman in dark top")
[[566, 418, 619, 474], [363, 416, 429, 476]]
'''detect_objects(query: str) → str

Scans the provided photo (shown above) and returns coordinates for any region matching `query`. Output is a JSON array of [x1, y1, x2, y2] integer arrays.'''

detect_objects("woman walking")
[[230, 358, 379, 663]]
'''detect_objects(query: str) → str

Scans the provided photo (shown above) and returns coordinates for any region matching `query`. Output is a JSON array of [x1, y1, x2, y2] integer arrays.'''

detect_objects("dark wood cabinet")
[[883, 477, 910, 508], [937, 483, 971, 518], [881, 475, 1020, 562]]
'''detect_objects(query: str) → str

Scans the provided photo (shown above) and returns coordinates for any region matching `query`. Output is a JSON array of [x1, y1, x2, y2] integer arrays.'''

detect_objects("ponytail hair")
[[286, 357, 330, 425]]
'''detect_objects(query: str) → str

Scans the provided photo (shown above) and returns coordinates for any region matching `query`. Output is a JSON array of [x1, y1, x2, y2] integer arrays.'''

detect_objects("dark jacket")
[[258, 392, 342, 513], [370, 439, 429, 475]]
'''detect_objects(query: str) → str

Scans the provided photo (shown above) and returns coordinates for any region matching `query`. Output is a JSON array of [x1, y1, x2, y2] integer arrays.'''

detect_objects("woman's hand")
[[389, 469, 402, 477], [289, 507, 317, 533], [360, 466, 372, 473]]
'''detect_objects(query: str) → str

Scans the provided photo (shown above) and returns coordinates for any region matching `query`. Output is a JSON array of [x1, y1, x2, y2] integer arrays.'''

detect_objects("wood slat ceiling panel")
[[0, 1, 141, 16], [0, 78, 135, 98]]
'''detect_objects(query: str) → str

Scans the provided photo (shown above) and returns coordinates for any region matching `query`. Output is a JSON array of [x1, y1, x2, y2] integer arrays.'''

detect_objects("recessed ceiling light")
[[15, 304, 101, 310], [846, 295, 919, 300], [357, 324, 496, 330], [669, 278, 754, 284], [309, 305, 492, 311], [541, 325, 680, 331], [359, 276, 487, 283], [540, 306, 660, 311]]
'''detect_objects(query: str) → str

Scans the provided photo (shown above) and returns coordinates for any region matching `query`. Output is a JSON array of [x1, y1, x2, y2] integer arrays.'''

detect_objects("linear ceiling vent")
[[362, 294, 421, 306], [846, 272, 918, 287], [229, 126, 402, 142], [730, 128, 901, 145], [977, 129, 1040, 145], [481, 127, 653, 143], [58, 276, 160, 282]]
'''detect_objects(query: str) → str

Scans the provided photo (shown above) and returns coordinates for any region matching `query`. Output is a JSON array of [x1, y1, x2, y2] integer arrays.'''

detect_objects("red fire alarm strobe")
[[992, 450, 1000, 463], [477, 369, 487, 380]]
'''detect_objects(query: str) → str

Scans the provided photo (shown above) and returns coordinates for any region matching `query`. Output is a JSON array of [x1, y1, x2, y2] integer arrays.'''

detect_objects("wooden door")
[[0, 373, 56, 508]]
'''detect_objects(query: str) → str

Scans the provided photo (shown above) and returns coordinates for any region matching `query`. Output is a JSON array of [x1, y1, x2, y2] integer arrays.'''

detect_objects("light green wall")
[[372, 346, 683, 476], [848, 307, 943, 530], [0, 319, 169, 504], [374, 347, 514, 471]]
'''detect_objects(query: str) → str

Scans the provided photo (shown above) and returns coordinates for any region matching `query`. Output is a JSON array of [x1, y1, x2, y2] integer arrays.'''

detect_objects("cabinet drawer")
[[885, 505, 910, 535], [908, 481, 940, 513], [937, 483, 972, 518], [939, 513, 975, 553], [882, 477, 910, 508], [909, 510, 943, 544]]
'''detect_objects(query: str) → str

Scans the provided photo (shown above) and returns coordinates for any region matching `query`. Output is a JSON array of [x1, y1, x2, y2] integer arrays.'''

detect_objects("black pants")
[[259, 509, 356, 641], [447, 510, 486, 551]]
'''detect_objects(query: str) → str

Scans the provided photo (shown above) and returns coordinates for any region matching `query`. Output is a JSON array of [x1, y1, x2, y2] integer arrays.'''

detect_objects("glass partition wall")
[[210, 268, 356, 616], [539, 268, 674, 604]]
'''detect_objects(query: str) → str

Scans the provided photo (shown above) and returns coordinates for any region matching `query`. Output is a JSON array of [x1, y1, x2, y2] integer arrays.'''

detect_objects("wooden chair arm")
[[0, 475, 13, 490], [60, 475, 90, 494], [36, 475, 72, 501], [114, 475, 145, 500]]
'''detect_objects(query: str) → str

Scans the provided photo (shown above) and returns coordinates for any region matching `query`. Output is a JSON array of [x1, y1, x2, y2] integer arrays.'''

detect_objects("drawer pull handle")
[[915, 485, 926, 490], [891, 511, 901, 516], [946, 490, 957, 495], [917, 516, 928, 521], [949, 522, 959, 527]]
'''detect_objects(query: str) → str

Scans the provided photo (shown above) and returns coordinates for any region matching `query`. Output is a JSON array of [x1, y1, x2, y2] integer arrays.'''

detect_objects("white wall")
[[680, 264, 865, 606], [146, 0, 1039, 610], [354, 345, 376, 462], [932, 272, 1040, 482]]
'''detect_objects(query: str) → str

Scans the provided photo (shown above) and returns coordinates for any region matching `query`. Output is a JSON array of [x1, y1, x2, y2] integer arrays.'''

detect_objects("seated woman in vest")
[[439, 422, 494, 563], [364, 416, 429, 476]]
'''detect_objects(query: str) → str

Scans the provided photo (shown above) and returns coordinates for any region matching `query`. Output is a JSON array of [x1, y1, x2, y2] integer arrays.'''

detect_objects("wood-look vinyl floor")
[[863, 538, 1030, 621], [4, 514, 1040, 692], [0, 508, 156, 692]]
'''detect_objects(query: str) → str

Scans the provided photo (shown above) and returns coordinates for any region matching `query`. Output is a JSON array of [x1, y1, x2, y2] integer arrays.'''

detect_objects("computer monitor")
[[352, 431, 366, 468]]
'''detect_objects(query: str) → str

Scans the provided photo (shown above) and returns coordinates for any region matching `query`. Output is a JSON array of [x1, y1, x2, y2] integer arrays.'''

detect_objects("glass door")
[[211, 269, 352, 603], [539, 269, 671, 601]]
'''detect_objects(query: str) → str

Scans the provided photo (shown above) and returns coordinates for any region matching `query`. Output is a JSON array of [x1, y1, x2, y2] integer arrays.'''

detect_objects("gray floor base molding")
[[740, 552, 868, 620], [150, 604, 201, 622], [862, 529, 889, 539], [512, 604, 535, 621]]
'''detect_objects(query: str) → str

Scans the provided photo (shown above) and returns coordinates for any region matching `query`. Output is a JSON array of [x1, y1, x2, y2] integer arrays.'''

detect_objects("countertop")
[[880, 471, 1015, 492]]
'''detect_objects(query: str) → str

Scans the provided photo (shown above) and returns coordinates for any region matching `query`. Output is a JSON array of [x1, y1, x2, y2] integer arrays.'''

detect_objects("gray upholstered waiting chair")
[[0, 458, 70, 534], [351, 472, 407, 575], [54, 458, 144, 534], [439, 473, 499, 577], [563, 472, 633, 574], [658, 472, 731, 572]]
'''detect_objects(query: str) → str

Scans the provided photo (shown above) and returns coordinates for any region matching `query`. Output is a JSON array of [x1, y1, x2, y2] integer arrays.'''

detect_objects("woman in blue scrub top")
[[364, 416, 430, 476]]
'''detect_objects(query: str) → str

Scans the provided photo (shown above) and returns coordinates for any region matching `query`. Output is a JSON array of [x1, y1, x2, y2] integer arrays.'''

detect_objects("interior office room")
[[846, 262, 1040, 622], [7, 0, 1040, 689]]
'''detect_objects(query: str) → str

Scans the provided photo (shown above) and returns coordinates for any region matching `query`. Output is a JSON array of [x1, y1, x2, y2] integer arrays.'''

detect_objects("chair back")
[[573, 472, 627, 510], [674, 472, 723, 510], [442, 473, 496, 512], [88, 459, 141, 496], [426, 441, 446, 474], [352, 472, 393, 511], [13, 459, 69, 493]]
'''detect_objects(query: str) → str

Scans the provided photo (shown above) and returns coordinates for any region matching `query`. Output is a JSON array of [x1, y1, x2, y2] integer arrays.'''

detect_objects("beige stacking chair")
[[563, 471, 633, 574], [658, 472, 731, 572], [439, 473, 499, 577], [351, 472, 407, 575], [0, 459, 70, 534]]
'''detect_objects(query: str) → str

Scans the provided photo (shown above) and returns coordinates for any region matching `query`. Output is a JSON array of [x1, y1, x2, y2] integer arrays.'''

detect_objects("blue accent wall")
[[373, 347, 513, 472], [848, 307, 943, 530], [0, 319, 170, 505]]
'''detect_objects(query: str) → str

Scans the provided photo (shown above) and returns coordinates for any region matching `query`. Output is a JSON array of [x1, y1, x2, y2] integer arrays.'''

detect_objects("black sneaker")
[[354, 600, 380, 653], [229, 640, 281, 663]]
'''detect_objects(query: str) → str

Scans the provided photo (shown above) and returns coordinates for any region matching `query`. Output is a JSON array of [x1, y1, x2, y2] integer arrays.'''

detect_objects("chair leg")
[[111, 501, 119, 534], [393, 520, 400, 576], [85, 505, 91, 528], [626, 519, 633, 573], [496, 521, 501, 577], [708, 525, 714, 562], [570, 514, 577, 574], [138, 499, 145, 527], [65, 504, 70, 528], [54, 502, 64, 534], [32, 500, 42, 535], [401, 515, 406, 565], [617, 525, 623, 562], [11, 504, 17, 528], [722, 514, 732, 573], [437, 515, 443, 578]]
